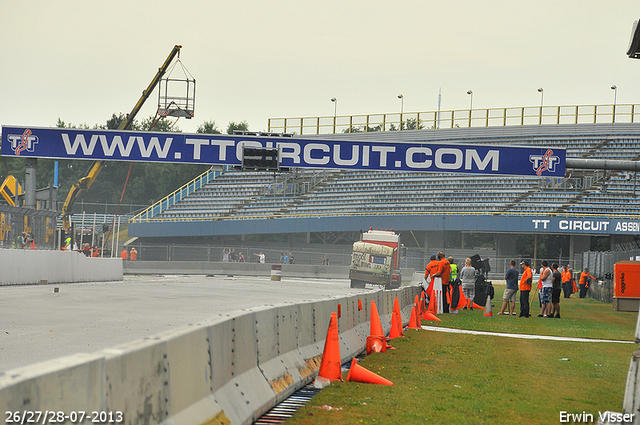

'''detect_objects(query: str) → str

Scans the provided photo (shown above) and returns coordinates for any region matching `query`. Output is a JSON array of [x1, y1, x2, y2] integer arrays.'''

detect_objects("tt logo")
[[8, 129, 39, 155], [529, 149, 560, 176]]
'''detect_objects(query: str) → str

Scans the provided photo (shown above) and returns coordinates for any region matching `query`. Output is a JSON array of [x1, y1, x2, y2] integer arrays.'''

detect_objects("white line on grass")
[[421, 326, 635, 344]]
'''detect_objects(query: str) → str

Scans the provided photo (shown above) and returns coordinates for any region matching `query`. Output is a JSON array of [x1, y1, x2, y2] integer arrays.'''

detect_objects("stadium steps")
[[580, 138, 612, 158], [500, 189, 538, 211], [217, 198, 254, 218], [554, 189, 592, 213], [555, 171, 618, 213], [271, 170, 348, 217], [216, 169, 346, 219]]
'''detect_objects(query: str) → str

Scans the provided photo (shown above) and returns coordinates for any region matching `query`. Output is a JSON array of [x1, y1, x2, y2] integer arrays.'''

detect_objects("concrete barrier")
[[124, 260, 350, 280], [124, 262, 419, 286], [0, 285, 421, 425], [0, 249, 122, 285]]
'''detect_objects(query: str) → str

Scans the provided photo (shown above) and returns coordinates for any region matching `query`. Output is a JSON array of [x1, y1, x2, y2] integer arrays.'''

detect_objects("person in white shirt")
[[537, 260, 553, 317], [254, 252, 266, 264]]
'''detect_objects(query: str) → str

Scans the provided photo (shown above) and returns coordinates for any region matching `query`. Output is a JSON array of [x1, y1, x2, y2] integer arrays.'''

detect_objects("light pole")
[[537, 87, 544, 125], [331, 97, 337, 133], [398, 94, 403, 129], [611, 85, 618, 123], [467, 90, 473, 127]]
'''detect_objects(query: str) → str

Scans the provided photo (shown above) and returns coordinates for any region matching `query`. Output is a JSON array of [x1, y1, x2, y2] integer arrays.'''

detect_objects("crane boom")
[[61, 45, 183, 228]]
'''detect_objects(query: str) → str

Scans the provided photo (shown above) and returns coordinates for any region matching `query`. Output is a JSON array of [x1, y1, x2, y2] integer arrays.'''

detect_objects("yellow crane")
[[61, 45, 184, 229], [0, 176, 23, 206]]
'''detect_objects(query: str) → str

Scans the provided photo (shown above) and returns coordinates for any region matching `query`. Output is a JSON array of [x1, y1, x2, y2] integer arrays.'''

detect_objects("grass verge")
[[285, 289, 637, 425]]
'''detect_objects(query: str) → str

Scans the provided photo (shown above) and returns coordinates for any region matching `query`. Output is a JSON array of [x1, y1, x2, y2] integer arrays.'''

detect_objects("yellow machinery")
[[61, 45, 187, 229], [0, 175, 23, 206]]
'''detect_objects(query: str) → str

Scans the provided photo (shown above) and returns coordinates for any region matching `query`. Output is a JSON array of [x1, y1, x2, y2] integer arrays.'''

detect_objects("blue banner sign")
[[1, 126, 566, 177], [530, 217, 640, 234]]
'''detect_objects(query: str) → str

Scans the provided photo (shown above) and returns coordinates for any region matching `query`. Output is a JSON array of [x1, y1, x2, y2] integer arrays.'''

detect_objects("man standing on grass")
[[579, 268, 595, 299], [423, 254, 440, 312], [499, 260, 519, 315], [518, 260, 533, 318], [551, 263, 562, 318], [460, 258, 477, 310], [538, 260, 553, 317], [424, 254, 439, 280], [435, 252, 451, 313], [562, 265, 573, 298]]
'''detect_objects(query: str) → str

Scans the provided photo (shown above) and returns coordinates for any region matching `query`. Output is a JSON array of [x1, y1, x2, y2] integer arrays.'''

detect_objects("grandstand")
[[127, 122, 640, 270], [132, 124, 640, 222]]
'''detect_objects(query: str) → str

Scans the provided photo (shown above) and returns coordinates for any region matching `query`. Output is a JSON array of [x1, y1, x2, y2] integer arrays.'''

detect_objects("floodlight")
[[627, 19, 640, 59]]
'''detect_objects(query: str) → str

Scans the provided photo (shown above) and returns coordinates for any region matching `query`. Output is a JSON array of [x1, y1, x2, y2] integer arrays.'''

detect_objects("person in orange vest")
[[435, 252, 451, 313], [424, 254, 439, 280], [422, 254, 440, 311], [518, 260, 533, 317], [91, 248, 99, 257], [579, 268, 595, 299], [130, 248, 137, 261], [120, 248, 128, 260], [562, 265, 573, 298]]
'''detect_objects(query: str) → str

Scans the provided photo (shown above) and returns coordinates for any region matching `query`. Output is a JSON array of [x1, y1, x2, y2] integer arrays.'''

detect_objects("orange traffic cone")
[[346, 358, 393, 386], [423, 311, 441, 322], [366, 335, 387, 354], [421, 291, 431, 320], [370, 301, 384, 337], [315, 312, 342, 385], [406, 295, 421, 330], [389, 310, 402, 339], [427, 289, 438, 314], [483, 295, 493, 317], [393, 297, 404, 336], [419, 291, 426, 317]]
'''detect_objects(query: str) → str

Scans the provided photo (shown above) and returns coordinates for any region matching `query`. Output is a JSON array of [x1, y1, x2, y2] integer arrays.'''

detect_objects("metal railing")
[[258, 169, 334, 197], [132, 166, 228, 221], [267, 104, 640, 135], [129, 209, 640, 224]]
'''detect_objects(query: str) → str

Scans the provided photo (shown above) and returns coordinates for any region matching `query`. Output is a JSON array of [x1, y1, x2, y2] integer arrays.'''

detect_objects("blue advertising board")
[[1, 126, 566, 177]]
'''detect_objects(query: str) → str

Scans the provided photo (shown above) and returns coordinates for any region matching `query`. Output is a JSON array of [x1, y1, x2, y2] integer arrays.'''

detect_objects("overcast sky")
[[2, 1, 639, 134]]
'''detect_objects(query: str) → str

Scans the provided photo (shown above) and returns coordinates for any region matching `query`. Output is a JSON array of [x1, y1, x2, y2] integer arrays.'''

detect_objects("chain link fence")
[[0, 205, 58, 250], [581, 243, 640, 303], [120, 241, 586, 283]]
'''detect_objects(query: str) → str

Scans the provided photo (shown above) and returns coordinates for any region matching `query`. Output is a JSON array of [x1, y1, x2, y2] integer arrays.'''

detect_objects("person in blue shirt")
[[499, 260, 519, 315]]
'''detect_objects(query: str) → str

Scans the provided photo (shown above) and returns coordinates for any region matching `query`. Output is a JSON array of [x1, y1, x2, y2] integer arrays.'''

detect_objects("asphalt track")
[[0, 274, 369, 371]]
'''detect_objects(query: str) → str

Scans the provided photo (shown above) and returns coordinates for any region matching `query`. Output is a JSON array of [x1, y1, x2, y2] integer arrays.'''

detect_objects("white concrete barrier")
[[124, 260, 349, 280], [0, 286, 420, 425], [0, 249, 122, 285]]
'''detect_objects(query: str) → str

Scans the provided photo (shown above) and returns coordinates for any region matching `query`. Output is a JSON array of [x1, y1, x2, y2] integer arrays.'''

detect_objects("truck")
[[349, 229, 402, 289]]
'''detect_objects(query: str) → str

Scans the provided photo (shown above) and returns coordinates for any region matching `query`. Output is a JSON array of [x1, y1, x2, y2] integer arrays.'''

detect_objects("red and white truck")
[[349, 229, 402, 289]]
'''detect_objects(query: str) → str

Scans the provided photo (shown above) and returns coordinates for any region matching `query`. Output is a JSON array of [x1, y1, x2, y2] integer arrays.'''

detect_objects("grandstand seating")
[[146, 135, 640, 221]]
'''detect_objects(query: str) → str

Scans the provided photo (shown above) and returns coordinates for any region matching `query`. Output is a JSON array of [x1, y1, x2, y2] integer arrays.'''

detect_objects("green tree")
[[402, 118, 424, 131], [139, 116, 181, 132], [105, 113, 126, 130], [342, 124, 382, 133], [226, 121, 249, 134], [197, 120, 221, 134]]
